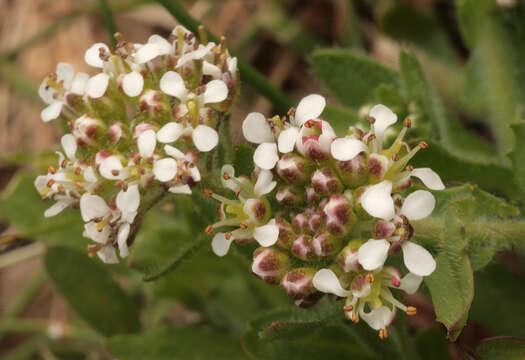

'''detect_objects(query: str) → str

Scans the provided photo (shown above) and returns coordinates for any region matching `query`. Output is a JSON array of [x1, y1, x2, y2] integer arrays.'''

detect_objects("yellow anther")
[[225, 232, 232, 240], [46, 179, 55, 188], [404, 118, 412, 128], [240, 221, 248, 229], [205, 225, 214, 235], [352, 313, 359, 323], [418, 141, 428, 149], [368, 116, 376, 124], [203, 189, 213, 198], [379, 328, 389, 339], [366, 274, 375, 283], [222, 172, 231, 180], [405, 165, 414, 171], [406, 306, 417, 316], [48, 166, 56, 174], [287, 107, 296, 117], [75, 182, 84, 190], [392, 153, 399, 161], [343, 305, 353, 312]]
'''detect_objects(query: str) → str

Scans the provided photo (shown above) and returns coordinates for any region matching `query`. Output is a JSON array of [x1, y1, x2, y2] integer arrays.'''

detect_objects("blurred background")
[[1, 0, 524, 359]]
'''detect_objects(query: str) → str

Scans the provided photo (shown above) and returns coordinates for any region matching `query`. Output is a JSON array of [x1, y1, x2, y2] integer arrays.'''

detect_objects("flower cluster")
[[35, 26, 239, 263], [207, 96, 444, 336]]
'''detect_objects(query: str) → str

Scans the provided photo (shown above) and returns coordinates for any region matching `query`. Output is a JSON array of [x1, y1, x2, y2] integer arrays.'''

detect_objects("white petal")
[[99, 156, 123, 180], [41, 102, 63, 122], [85, 73, 109, 98], [71, 72, 89, 95], [122, 71, 144, 97], [203, 61, 222, 79], [312, 269, 349, 297], [253, 143, 279, 170], [294, 94, 326, 125], [159, 71, 186, 99], [157, 122, 183, 143], [147, 34, 172, 55], [330, 137, 368, 161], [116, 185, 140, 213], [360, 181, 395, 220], [117, 223, 131, 258], [253, 222, 279, 247], [83, 166, 98, 183], [97, 247, 119, 264], [56, 63, 74, 88], [192, 125, 218, 152], [61, 134, 77, 160], [168, 184, 192, 194], [278, 127, 300, 153], [80, 194, 110, 222], [164, 144, 185, 159], [357, 239, 390, 271], [370, 104, 397, 138], [411, 168, 445, 190], [44, 201, 69, 217], [212, 232, 234, 257], [138, 130, 156, 158], [401, 190, 435, 220], [203, 79, 228, 104], [84, 43, 110, 68], [135, 42, 160, 64], [38, 82, 55, 104], [153, 158, 178, 182], [401, 241, 436, 276], [360, 306, 395, 331], [254, 169, 276, 196], [242, 112, 273, 144], [399, 272, 423, 294], [84, 221, 110, 244]]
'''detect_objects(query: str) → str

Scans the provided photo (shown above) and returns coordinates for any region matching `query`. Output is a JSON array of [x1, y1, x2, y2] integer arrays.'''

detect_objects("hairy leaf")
[[475, 337, 525, 360], [45, 246, 140, 336]]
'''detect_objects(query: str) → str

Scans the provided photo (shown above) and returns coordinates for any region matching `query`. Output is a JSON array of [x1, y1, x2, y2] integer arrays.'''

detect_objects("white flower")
[[122, 71, 144, 97], [284, 94, 326, 154], [38, 63, 89, 122], [84, 43, 111, 68], [242, 112, 278, 170], [330, 137, 368, 161]]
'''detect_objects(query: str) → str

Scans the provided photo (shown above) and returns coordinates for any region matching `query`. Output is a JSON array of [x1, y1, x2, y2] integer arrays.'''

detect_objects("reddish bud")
[[291, 234, 314, 261], [312, 231, 342, 258], [252, 247, 290, 284], [281, 267, 316, 300], [311, 168, 342, 195]]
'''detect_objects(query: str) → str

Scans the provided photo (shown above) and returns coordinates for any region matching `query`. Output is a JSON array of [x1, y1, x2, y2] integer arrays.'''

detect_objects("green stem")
[[99, 0, 119, 49], [156, 0, 294, 112]]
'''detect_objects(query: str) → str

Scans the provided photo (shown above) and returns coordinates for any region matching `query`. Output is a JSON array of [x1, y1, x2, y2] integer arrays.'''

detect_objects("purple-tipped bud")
[[71, 114, 105, 146], [373, 219, 396, 239], [322, 194, 356, 236], [292, 213, 309, 233], [311, 168, 342, 195], [108, 122, 127, 144], [351, 274, 372, 297], [275, 218, 295, 249], [276, 154, 313, 184], [337, 240, 363, 273], [140, 89, 169, 117], [308, 212, 323, 234], [312, 231, 342, 258], [336, 153, 368, 188], [368, 153, 390, 182], [291, 234, 314, 261], [275, 186, 304, 207], [252, 247, 290, 284], [305, 186, 320, 204], [281, 267, 316, 300]]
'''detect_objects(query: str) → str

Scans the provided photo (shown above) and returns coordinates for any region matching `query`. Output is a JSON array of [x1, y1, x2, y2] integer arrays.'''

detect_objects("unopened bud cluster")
[[35, 26, 239, 263], [207, 95, 444, 336]]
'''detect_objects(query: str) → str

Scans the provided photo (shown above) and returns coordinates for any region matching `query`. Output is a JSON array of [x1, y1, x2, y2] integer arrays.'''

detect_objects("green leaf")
[[0, 173, 86, 250], [510, 123, 525, 208], [106, 326, 245, 360], [475, 337, 525, 360], [321, 104, 359, 136], [243, 303, 416, 360], [424, 205, 474, 341], [470, 263, 525, 338], [457, 0, 525, 155], [45, 246, 140, 336], [312, 49, 400, 108]]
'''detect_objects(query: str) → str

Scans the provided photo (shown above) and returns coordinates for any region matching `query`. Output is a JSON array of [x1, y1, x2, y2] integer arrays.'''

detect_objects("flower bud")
[[291, 234, 314, 261], [308, 212, 323, 234], [275, 186, 304, 207], [311, 168, 342, 195], [292, 212, 309, 233], [108, 122, 127, 144], [337, 240, 363, 273], [139, 90, 170, 118], [281, 267, 316, 300], [252, 247, 290, 284], [368, 153, 390, 183], [322, 194, 356, 236], [305, 186, 320, 204], [71, 114, 105, 146], [312, 231, 342, 258], [336, 153, 368, 188], [276, 154, 313, 184], [275, 218, 295, 249]]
